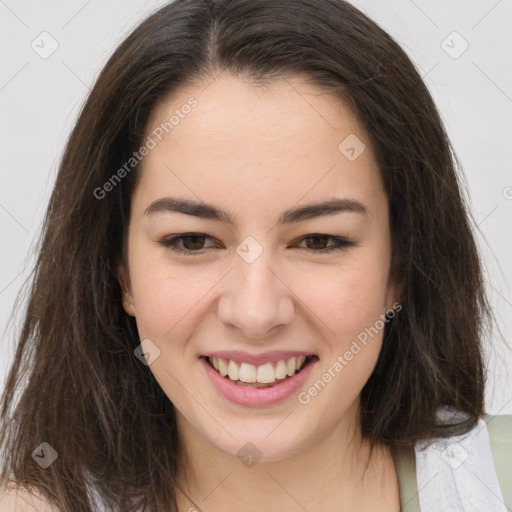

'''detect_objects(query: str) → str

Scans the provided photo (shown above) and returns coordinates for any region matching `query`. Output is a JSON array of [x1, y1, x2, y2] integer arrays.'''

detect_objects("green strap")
[[395, 446, 420, 511], [482, 413, 512, 511]]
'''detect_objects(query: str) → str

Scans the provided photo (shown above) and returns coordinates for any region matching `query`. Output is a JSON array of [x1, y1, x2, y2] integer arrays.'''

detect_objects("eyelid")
[[158, 233, 219, 253], [158, 232, 355, 256], [293, 234, 354, 251]]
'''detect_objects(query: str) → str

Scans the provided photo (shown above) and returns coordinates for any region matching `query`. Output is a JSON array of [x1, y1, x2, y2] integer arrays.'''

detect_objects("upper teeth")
[[209, 356, 308, 384]]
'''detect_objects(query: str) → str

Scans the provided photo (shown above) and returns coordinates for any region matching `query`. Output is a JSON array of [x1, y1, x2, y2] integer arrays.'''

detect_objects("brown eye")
[[158, 233, 354, 256], [179, 234, 207, 250], [304, 235, 330, 250], [159, 233, 218, 255], [296, 234, 354, 254]]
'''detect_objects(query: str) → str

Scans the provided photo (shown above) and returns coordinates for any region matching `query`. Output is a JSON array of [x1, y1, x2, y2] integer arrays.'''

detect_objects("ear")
[[385, 265, 404, 312], [118, 264, 136, 317]]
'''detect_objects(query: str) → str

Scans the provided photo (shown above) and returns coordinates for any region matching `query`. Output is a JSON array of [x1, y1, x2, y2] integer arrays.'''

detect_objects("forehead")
[[135, 73, 385, 222]]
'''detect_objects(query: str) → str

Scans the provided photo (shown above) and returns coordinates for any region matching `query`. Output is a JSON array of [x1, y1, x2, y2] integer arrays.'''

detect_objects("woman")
[[1, 0, 510, 510]]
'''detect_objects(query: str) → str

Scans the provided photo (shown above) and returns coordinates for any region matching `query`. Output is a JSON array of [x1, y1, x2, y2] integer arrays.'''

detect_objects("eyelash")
[[158, 233, 355, 256]]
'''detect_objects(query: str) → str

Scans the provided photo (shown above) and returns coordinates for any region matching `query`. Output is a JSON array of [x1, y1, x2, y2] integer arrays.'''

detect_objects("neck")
[[174, 402, 399, 512]]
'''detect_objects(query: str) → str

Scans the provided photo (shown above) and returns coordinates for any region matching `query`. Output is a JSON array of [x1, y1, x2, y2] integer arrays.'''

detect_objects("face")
[[119, 72, 400, 463]]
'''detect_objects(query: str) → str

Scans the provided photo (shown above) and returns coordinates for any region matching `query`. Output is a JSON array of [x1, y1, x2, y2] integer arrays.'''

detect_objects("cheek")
[[298, 268, 390, 407], [132, 273, 198, 336], [128, 233, 391, 347], [301, 260, 390, 339], [128, 249, 224, 341]]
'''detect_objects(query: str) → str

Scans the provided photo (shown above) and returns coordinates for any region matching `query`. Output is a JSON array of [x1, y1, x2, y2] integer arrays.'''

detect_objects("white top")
[[415, 406, 507, 511]]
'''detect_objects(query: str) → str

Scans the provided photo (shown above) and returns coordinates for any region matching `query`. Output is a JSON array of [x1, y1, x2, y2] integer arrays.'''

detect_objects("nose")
[[217, 247, 295, 339]]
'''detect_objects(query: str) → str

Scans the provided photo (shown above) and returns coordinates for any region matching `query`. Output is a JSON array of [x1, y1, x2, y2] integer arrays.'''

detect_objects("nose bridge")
[[217, 236, 294, 338]]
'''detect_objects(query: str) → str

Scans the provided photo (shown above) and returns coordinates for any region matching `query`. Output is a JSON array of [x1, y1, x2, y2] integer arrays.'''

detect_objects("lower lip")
[[200, 356, 317, 407]]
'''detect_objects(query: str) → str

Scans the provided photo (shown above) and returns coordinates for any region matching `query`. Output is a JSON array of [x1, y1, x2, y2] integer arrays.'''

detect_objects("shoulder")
[[0, 481, 60, 512], [409, 409, 512, 511]]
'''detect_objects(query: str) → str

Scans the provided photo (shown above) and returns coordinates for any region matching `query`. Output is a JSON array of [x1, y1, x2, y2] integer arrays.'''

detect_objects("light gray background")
[[1, 0, 511, 414]]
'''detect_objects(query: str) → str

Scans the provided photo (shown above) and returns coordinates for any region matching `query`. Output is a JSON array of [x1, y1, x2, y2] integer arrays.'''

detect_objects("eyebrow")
[[144, 197, 367, 224]]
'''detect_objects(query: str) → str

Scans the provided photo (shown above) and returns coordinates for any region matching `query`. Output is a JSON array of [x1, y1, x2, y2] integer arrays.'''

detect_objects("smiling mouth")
[[202, 355, 318, 388]]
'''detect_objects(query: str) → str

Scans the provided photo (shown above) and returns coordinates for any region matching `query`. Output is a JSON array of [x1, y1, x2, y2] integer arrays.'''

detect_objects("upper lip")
[[201, 350, 317, 366]]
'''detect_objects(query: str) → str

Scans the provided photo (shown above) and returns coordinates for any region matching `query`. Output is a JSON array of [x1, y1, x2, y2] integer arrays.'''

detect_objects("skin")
[[119, 72, 403, 512]]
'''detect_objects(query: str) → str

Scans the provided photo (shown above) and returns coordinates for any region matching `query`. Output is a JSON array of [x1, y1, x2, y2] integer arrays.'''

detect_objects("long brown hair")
[[0, 0, 494, 510]]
